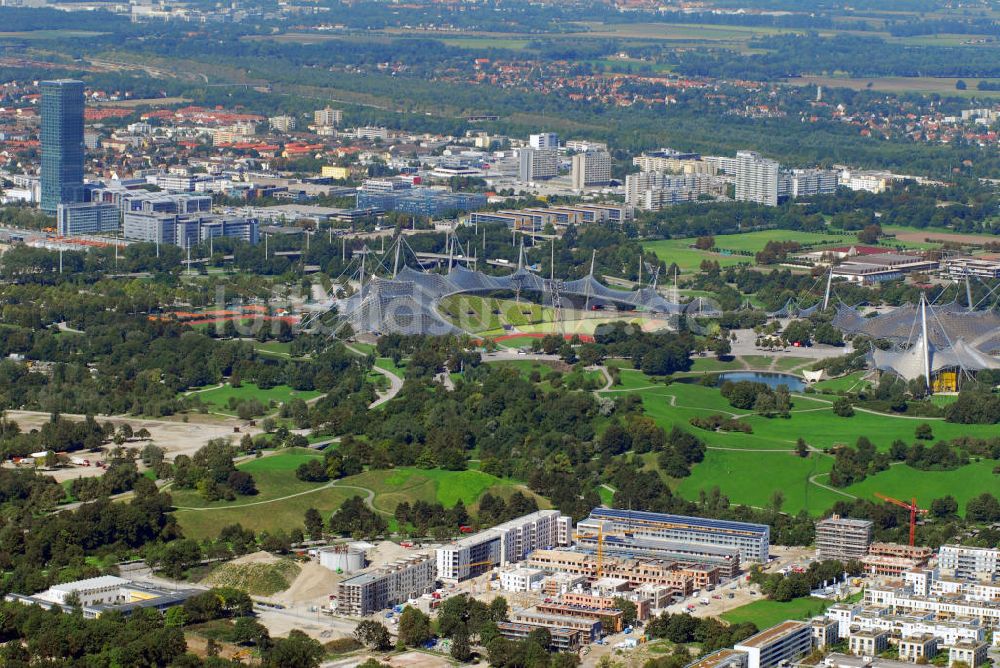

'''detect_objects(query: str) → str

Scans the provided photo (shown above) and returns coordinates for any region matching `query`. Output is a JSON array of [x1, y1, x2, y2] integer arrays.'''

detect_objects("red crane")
[[875, 493, 927, 547]]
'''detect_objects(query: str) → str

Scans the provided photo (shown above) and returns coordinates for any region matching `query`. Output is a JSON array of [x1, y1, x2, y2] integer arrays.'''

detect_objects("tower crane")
[[875, 493, 927, 547]]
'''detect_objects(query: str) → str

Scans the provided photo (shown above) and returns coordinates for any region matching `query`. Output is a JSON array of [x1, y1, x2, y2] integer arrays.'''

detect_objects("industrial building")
[[334, 552, 436, 616], [5, 575, 199, 619], [435, 510, 572, 582], [576, 508, 769, 565], [815, 516, 873, 562], [732, 621, 813, 668]]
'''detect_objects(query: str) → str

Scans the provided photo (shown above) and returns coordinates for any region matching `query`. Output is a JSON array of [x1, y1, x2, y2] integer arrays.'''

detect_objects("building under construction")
[[334, 552, 436, 616], [815, 515, 874, 562], [575, 508, 769, 573]]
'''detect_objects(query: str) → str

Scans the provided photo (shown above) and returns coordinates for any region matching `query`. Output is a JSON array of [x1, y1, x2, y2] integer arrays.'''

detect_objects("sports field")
[[186, 382, 322, 415], [438, 295, 553, 332], [721, 596, 834, 628]]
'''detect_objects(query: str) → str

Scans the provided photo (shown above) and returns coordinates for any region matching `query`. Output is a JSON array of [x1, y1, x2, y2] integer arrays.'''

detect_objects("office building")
[[334, 553, 436, 616], [56, 202, 120, 236], [123, 211, 258, 247], [40, 79, 86, 214], [357, 188, 485, 217], [313, 107, 342, 127], [577, 508, 769, 564], [529, 132, 558, 150], [518, 147, 559, 182], [436, 510, 572, 582], [5, 575, 199, 620], [938, 545, 1000, 582], [816, 516, 873, 562], [268, 115, 297, 132], [571, 150, 612, 190], [735, 151, 780, 206], [944, 257, 1000, 280], [733, 621, 813, 668]]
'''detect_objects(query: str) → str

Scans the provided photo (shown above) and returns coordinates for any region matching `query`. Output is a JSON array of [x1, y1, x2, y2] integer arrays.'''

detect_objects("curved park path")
[[172, 481, 378, 512], [345, 344, 403, 408]]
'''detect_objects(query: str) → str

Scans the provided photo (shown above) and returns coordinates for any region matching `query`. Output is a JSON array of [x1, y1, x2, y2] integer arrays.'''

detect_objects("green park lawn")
[[602, 370, 1000, 516], [721, 596, 834, 628], [187, 382, 322, 415], [839, 459, 1000, 516], [171, 449, 359, 540], [340, 467, 537, 515]]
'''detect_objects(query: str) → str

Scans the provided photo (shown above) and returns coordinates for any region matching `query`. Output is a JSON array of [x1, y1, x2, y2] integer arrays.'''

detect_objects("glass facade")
[[40, 80, 85, 214]]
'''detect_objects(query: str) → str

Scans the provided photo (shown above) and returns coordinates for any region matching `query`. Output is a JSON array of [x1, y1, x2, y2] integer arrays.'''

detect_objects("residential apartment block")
[[435, 510, 572, 582], [938, 545, 1000, 581], [735, 150, 780, 206], [518, 147, 559, 182], [815, 516, 873, 562], [570, 150, 612, 190], [577, 508, 770, 564], [334, 553, 436, 616], [733, 621, 813, 668]]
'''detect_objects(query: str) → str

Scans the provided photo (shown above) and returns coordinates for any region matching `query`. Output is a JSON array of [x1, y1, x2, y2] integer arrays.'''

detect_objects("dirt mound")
[[272, 560, 341, 607], [204, 554, 300, 596]]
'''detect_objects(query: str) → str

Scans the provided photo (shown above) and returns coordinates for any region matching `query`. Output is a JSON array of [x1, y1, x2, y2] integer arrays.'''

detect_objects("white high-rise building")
[[571, 150, 612, 190], [529, 132, 559, 150], [735, 151, 780, 206], [268, 115, 297, 132]]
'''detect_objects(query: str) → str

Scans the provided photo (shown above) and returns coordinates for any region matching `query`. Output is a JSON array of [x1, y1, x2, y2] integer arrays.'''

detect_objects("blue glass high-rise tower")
[[40, 79, 85, 214]]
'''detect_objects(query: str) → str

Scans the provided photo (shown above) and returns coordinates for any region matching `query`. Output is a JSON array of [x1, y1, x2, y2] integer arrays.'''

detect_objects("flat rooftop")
[[735, 621, 808, 649]]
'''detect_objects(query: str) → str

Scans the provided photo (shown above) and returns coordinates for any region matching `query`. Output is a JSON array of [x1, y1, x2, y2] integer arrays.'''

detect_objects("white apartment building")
[[529, 132, 559, 150], [314, 107, 342, 127], [633, 154, 716, 175], [824, 602, 987, 647], [571, 150, 612, 190], [355, 126, 390, 141], [268, 115, 297, 133], [735, 151, 780, 206], [779, 169, 838, 199], [949, 640, 989, 668], [625, 172, 722, 210], [938, 545, 1000, 582], [436, 510, 572, 582], [733, 621, 812, 668], [499, 567, 545, 592], [703, 155, 739, 176]]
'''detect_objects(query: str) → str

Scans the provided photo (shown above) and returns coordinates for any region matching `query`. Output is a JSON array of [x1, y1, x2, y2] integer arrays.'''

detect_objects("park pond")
[[715, 371, 806, 392]]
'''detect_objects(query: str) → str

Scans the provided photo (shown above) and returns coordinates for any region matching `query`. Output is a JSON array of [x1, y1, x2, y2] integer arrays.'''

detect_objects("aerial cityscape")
[[0, 0, 999, 666]]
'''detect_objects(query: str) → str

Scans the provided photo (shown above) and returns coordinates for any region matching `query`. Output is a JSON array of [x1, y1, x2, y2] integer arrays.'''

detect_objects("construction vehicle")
[[875, 493, 927, 547]]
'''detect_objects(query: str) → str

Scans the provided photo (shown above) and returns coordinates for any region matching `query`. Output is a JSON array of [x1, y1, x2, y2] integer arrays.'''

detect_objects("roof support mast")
[[823, 267, 833, 311], [920, 294, 931, 391]]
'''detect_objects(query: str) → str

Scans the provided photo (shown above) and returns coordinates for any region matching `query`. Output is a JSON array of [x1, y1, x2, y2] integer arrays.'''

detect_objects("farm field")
[[186, 382, 322, 415], [721, 596, 834, 628], [786, 75, 1000, 97]]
